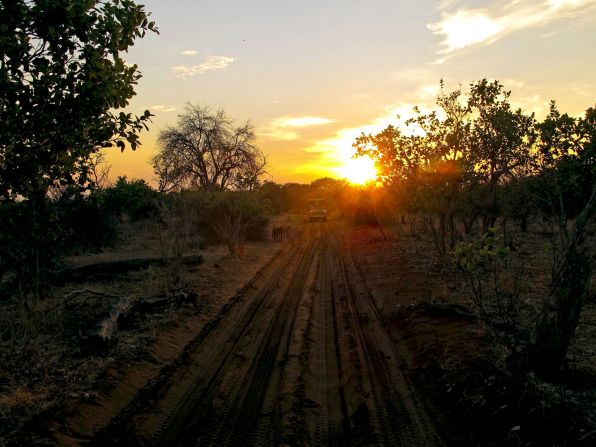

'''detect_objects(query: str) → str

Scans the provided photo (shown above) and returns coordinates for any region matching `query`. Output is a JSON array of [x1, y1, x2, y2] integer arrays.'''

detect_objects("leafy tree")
[[0, 0, 157, 200], [153, 104, 267, 192], [531, 103, 595, 241], [354, 81, 469, 259], [467, 79, 536, 230], [354, 124, 421, 185], [525, 106, 596, 378], [352, 76, 596, 378]]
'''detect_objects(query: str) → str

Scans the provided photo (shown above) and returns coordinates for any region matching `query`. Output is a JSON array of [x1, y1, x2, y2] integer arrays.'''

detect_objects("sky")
[[108, 0, 596, 186]]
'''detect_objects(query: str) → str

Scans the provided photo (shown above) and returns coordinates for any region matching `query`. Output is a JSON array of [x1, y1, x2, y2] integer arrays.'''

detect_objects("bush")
[[57, 194, 119, 252], [0, 190, 120, 299], [201, 191, 270, 255], [454, 228, 527, 365], [99, 176, 159, 221], [0, 199, 62, 299]]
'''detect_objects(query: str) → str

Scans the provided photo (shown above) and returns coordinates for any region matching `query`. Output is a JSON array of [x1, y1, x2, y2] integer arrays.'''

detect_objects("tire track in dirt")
[[92, 222, 445, 446], [198, 229, 319, 447], [89, 245, 287, 446], [333, 228, 445, 447], [90, 227, 309, 445], [308, 229, 350, 446], [145, 232, 316, 446], [124, 223, 322, 447]]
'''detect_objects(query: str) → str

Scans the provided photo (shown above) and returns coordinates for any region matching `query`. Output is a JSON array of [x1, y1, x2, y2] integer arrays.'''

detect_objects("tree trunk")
[[428, 214, 447, 263], [525, 185, 596, 378], [520, 213, 528, 232]]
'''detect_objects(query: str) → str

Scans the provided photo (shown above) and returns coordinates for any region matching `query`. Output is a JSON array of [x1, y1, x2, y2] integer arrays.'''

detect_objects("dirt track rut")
[[92, 223, 443, 446]]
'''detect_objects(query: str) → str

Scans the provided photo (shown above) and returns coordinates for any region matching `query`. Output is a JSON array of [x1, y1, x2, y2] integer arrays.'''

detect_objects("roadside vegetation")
[[353, 79, 595, 379], [0, 1, 595, 445], [348, 79, 596, 444]]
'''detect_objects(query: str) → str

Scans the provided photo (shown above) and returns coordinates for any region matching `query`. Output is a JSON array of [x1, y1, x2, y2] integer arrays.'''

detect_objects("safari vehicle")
[[308, 198, 327, 222]]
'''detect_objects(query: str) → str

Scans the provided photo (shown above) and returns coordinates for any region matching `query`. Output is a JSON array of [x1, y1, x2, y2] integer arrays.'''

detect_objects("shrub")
[[99, 177, 159, 221], [454, 228, 527, 365], [202, 191, 270, 255], [57, 194, 119, 252], [0, 199, 63, 300]]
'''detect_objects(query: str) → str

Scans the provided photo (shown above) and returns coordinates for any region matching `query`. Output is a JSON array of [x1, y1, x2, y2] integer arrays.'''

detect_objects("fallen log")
[[419, 302, 476, 319], [84, 291, 202, 348], [86, 297, 132, 350], [54, 254, 204, 285]]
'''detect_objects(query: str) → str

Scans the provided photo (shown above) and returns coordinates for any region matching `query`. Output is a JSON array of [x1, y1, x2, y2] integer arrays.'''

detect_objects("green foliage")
[[0, 199, 61, 298], [57, 193, 118, 251], [454, 229, 526, 362], [454, 228, 511, 272], [203, 191, 270, 242], [532, 103, 596, 223], [257, 181, 288, 214], [467, 79, 536, 187], [0, 0, 157, 199], [0, 192, 119, 298], [99, 176, 159, 221]]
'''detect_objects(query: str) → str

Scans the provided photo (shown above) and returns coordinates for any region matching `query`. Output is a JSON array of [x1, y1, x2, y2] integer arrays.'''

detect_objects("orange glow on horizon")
[[339, 156, 378, 185]]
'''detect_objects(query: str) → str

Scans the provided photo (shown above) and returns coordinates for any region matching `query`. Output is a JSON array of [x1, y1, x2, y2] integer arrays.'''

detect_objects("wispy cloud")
[[429, 0, 596, 61], [276, 117, 335, 128], [171, 55, 237, 79], [179, 50, 198, 56], [150, 105, 177, 113], [259, 116, 335, 140]]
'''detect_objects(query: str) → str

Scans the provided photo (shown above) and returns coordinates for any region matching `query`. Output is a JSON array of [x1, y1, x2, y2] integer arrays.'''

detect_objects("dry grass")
[[0, 210, 284, 445]]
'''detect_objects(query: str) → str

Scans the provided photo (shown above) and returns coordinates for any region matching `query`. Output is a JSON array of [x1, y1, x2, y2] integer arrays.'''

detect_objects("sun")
[[339, 156, 378, 185]]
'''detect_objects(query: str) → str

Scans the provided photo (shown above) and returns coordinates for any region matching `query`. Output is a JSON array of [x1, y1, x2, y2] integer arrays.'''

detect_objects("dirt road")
[[92, 222, 443, 446]]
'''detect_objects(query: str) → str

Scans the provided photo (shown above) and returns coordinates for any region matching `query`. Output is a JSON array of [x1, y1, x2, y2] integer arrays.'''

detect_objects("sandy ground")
[[10, 216, 594, 446], [52, 219, 441, 447], [46, 215, 303, 445]]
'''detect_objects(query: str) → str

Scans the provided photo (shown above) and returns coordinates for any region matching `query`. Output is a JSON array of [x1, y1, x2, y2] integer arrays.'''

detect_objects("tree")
[[525, 106, 596, 378], [88, 150, 112, 189], [153, 104, 267, 192], [0, 0, 157, 200], [531, 102, 595, 245], [205, 191, 269, 256], [467, 79, 536, 230], [354, 81, 470, 259]]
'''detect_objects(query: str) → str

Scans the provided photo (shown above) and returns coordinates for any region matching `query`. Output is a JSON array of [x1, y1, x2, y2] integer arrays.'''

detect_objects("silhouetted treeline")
[[354, 79, 596, 379]]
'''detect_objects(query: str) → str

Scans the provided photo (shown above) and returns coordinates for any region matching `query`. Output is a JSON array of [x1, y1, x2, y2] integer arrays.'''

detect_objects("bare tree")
[[88, 151, 112, 189], [153, 104, 267, 192]]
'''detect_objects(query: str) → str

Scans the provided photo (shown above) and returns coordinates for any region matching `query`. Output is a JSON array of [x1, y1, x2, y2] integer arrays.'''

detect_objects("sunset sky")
[[109, 0, 596, 185]]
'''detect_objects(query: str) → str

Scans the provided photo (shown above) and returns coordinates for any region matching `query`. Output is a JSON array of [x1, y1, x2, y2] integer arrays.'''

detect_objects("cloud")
[[429, 9, 503, 53], [179, 50, 198, 56], [276, 117, 335, 128], [511, 94, 549, 118], [150, 105, 177, 113], [171, 55, 237, 79], [303, 103, 431, 175], [429, 0, 596, 60], [259, 116, 335, 140]]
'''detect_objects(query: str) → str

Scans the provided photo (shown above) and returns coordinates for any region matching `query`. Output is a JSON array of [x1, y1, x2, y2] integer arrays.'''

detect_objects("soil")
[[350, 223, 596, 446], [4, 216, 595, 446]]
